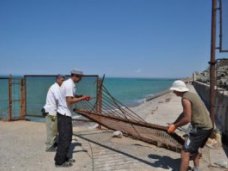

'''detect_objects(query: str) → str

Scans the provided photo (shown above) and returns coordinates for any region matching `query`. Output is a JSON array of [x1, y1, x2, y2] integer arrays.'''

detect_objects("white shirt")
[[43, 83, 61, 116], [57, 78, 76, 117]]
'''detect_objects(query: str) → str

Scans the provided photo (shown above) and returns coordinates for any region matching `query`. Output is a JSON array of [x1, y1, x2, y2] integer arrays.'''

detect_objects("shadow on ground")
[[148, 154, 180, 171], [74, 131, 180, 170], [223, 145, 228, 158], [67, 142, 84, 159]]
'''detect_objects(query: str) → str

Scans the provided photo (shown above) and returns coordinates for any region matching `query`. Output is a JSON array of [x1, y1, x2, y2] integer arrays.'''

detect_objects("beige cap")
[[71, 69, 83, 75]]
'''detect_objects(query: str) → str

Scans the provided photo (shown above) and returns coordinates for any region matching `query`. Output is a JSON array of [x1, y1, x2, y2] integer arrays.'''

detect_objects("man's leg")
[[192, 129, 213, 170], [50, 115, 57, 147], [180, 150, 190, 171], [184, 129, 213, 171], [45, 115, 53, 151], [66, 117, 73, 160], [55, 114, 68, 165], [192, 153, 201, 171]]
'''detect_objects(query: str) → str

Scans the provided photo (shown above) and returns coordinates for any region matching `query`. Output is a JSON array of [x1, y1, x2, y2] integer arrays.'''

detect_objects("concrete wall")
[[193, 81, 228, 139]]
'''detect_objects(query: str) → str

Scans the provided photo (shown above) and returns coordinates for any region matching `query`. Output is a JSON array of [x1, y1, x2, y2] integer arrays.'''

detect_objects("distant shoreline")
[[145, 89, 171, 102], [126, 88, 171, 108], [128, 77, 191, 108]]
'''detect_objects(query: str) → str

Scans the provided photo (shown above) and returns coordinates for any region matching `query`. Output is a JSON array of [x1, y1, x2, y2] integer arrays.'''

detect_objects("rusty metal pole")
[[96, 78, 103, 113], [96, 78, 103, 129], [209, 0, 217, 127], [8, 75, 12, 121], [20, 78, 26, 120]]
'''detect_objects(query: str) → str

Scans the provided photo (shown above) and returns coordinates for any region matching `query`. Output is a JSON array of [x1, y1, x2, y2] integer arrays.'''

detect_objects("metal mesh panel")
[[0, 78, 9, 120], [74, 76, 98, 112], [0, 77, 22, 120], [25, 76, 55, 116], [11, 78, 21, 119], [76, 111, 184, 152], [24, 75, 98, 117], [75, 84, 184, 152], [220, 0, 228, 52]]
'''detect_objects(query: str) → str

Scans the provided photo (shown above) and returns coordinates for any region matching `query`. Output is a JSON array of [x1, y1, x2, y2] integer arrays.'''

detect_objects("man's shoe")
[[45, 146, 56, 152], [53, 142, 58, 148], [55, 161, 73, 167], [67, 158, 76, 163]]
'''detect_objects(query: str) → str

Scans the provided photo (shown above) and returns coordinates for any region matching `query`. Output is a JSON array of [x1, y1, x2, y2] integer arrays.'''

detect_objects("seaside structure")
[[1, 1, 228, 170], [1, 77, 227, 170], [0, 74, 184, 152]]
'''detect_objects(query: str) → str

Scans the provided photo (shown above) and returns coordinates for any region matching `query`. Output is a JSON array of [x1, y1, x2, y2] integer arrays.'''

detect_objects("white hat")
[[71, 69, 83, 75], [170, 80, 189, 92]]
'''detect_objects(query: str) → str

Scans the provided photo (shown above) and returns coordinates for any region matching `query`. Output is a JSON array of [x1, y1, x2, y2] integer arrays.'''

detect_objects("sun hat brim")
[[170, 87, 189, 92]]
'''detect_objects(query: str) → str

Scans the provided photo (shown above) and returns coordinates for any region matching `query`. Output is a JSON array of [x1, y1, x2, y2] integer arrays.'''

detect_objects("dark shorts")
[[183, 128, 213, 154]]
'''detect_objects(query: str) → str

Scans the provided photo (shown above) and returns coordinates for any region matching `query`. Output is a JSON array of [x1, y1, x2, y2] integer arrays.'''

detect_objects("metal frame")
[[24, 74, 99, 78], [210, 0, 228, 126], [0, 76, 25, 121], [23, 74, 99, 118], [75, 109, 184, 152], [219, 0, 228, 52]]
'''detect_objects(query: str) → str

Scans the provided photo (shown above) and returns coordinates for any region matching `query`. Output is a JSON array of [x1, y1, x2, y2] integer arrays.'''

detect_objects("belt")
[[57, 113, 72, 118]]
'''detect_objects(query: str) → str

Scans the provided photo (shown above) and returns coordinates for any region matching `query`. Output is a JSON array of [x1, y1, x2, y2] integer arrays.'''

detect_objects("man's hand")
[[81, 96, 91, 101], [167, 124, 176, 134]]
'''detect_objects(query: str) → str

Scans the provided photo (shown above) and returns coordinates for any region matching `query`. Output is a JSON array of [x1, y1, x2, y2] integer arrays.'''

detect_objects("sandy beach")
[[0, 84, 225, 171]]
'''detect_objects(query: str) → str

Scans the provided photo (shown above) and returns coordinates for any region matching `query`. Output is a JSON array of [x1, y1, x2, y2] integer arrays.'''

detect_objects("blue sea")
[[0, 77, 175, 120], [104, 78, 175, 106]]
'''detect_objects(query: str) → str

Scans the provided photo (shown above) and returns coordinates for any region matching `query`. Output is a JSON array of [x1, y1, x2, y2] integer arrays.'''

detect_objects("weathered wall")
[[193, 81, 228, 139]]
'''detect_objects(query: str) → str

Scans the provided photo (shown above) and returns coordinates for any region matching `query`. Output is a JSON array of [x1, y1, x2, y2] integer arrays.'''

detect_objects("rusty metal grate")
[[75, 79, 184, 152]]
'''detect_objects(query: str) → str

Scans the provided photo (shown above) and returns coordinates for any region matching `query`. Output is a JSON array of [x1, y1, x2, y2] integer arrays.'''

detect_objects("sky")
[[0, 0, 225, 78]]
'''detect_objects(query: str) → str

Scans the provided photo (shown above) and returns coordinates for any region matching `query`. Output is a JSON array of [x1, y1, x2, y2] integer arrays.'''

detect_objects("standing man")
[[54, 69, 90, 167], [167, 80, 213, 171], [43, 75, 65, 152]]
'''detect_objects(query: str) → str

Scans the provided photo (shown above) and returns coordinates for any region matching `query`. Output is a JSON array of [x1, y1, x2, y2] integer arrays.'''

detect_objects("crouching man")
[[167, 80, 213, 171]]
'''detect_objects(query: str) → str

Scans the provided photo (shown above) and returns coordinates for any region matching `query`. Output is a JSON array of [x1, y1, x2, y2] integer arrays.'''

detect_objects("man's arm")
[[66, 96, 89, 105], [173, 113, 184, 125], [168, 98, 192, 133], [174, 98, 192, 128]]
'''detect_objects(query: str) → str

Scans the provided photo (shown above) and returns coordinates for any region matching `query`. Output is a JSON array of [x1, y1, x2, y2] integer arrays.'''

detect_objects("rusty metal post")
[[209, 0, 217, 127], [96, 78, 103, 129], [8, 75, 12, 121], [96, 78, 103, 114], [24, 76, 27, 117], [20, 78, 26, 120]]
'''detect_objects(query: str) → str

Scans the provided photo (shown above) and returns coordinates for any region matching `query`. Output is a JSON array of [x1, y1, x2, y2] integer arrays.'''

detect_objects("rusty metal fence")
[[24, 75, 99, 118], [0, 76, 25, 121], [0, 75, 99, 121]]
